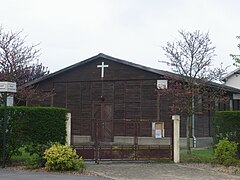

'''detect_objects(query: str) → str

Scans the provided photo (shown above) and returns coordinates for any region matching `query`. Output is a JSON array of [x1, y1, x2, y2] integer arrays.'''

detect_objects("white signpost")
[[0, 82, 16, 168], [0, 82, 17, 93]]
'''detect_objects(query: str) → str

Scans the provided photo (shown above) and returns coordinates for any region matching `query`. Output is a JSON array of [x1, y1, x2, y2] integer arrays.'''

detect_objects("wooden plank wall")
[[29, 80, 236, 138], [27, 57, 239, 139], [52, 80, 165, 138]]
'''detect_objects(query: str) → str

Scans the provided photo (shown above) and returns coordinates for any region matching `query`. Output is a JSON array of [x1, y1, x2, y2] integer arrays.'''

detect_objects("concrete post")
[[172, 115, 180, 163], [66, 113, 71, 146]]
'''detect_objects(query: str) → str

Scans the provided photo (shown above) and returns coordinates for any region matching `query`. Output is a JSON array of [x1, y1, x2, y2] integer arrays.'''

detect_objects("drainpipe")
[[192, 95, 197, 148]]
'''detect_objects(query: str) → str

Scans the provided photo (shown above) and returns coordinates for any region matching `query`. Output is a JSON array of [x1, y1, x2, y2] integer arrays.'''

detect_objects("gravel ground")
[[87, 163, 240, 180]]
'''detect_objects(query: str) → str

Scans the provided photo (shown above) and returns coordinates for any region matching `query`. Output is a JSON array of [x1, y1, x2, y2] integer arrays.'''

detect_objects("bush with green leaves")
[[214, 138, 239, 166], [214, 111, 240, 158], [44, 143, 86, 171], [0, 106, 67, 164], [24, 142, 52, 167]]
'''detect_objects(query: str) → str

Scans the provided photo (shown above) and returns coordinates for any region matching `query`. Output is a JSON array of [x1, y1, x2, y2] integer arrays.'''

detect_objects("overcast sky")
[[0, 0, 240, 73]]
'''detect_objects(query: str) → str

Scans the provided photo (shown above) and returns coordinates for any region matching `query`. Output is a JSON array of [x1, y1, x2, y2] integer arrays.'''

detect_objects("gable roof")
[[24, 53, 240, 93], [24, 53, 177, 86], [221, 67, 240, 82]]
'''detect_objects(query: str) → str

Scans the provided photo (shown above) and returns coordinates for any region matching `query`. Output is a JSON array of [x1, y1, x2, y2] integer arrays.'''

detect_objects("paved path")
[[88, 163, 240, 180], [1, 163, 239, 180], [0, 168, 109, 180]]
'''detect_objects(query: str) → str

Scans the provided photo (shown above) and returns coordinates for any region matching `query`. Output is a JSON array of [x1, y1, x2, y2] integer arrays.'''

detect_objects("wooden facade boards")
[[26, 53, 240, 143]]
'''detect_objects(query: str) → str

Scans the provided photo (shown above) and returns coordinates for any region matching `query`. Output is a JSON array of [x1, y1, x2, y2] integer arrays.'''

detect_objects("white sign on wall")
[[155, 129, 162, 138], [157, 80, 168, 89]]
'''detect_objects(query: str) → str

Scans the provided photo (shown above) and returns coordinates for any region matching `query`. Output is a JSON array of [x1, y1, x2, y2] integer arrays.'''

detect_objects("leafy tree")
[[0, 26, 49, 104], [161, 30, 227, 154], [231, 36, 240, 66]]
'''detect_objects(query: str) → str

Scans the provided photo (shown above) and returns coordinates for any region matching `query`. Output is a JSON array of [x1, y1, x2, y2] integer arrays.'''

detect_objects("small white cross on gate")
[[97, 62, 109, 78]]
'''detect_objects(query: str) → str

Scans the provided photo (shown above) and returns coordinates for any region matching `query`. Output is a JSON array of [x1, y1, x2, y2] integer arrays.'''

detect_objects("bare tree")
[[0, 26, 49, 104], [161, 30, 227, 154], [231, 36, 240, 66]]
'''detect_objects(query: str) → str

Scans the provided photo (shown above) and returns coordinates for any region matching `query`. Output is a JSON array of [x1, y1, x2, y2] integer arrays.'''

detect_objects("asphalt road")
[[0, 168, 110, 180]]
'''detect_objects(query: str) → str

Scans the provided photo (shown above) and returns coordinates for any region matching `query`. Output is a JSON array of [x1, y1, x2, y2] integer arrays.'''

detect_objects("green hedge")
[[214, 111, 240, 158], [0, 106, 68, 161]]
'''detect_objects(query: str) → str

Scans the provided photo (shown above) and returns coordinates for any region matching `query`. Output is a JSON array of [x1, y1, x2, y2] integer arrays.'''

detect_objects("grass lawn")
[[192, 148, 214, 158], [10, 146, 220, 167], [180, 147, 214, 163]]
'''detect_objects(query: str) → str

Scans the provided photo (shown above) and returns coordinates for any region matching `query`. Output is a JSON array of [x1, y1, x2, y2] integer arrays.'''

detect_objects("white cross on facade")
[[97, 62, 109, 78]]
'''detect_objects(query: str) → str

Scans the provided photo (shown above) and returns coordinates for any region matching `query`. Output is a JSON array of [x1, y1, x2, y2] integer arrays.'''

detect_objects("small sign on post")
[[0, 82, 17, 93]]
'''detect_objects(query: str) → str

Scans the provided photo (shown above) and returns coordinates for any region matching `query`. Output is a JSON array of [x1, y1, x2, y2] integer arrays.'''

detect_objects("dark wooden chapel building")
[[26, 53, 240, 153]]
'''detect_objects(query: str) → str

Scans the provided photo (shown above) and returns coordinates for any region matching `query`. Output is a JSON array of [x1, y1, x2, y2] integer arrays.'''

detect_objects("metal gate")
[[74, 103, 173, 163]]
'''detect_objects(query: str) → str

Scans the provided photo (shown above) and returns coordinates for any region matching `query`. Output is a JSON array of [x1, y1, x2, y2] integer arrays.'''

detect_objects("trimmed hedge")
[[214, 111, 240, 158], [0, 106, 68, 161]]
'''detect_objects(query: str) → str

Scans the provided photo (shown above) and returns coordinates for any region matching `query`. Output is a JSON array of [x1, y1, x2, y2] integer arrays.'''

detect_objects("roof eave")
[[24, 53, 174, 87], [221, 67, 240, 81]]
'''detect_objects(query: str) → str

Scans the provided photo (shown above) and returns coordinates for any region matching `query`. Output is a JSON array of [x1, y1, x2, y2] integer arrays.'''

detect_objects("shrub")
[[214, 111, 240, 158], [44, 143, 86, 171], [24, 142, 52, 167], [214, 138, 239, 166], [0, 106, 68, 163], [24, 154, 40, 169]]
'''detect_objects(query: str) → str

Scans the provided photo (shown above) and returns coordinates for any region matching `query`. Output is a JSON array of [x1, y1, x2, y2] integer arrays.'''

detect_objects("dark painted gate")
[[75, 103, 173, 162]]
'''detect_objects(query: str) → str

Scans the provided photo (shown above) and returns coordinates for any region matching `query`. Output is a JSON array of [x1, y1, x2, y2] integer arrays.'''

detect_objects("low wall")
[[195, 137, 213, 147], [114, 136, 170, 145], [72, 135, 213, 148], [72, 135, 92, 145]]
